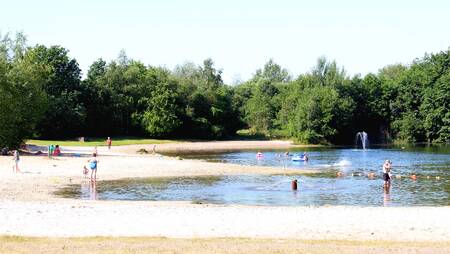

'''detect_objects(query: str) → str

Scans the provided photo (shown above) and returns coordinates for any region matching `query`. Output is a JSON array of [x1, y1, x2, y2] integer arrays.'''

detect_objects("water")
[[56, 146, 450, 206], [179, 146, 449, 176]]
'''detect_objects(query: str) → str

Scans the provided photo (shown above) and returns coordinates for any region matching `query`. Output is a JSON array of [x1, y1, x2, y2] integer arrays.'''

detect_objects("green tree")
[[0, 33, 48, 147], [31, 45, 85, 138], [286, 86, 344, 143], [140, 77, 182, 137], [244, 86, 273, 134]]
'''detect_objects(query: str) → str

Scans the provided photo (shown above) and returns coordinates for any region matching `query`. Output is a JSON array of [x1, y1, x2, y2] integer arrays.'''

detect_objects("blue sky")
[[2, 0, 449, 83]]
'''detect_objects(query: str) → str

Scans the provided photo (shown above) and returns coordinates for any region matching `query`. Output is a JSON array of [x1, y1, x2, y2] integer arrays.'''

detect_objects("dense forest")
[[1, 32, 449, 147]]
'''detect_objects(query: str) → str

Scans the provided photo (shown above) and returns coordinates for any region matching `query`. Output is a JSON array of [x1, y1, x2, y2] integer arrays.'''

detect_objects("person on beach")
[[12, 150, 20, 173], [87, 153, 99, 181], [1, 146, 9, 156], [48, 144, 55, 158], [106, 137, 112, 150], [383, 160, 392, 188], [53, 145, 61, 156]]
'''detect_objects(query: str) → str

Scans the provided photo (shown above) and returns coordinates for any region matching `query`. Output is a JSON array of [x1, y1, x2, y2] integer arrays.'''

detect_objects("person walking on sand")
[[87, 153, 99, 181], [12, 150, 20, 173], [382, 160, 392, 188], [106, 137, 112, 150]]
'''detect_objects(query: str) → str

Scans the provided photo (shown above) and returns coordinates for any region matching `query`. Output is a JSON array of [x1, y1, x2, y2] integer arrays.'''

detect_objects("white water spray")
[[356, 131, 369, 150]]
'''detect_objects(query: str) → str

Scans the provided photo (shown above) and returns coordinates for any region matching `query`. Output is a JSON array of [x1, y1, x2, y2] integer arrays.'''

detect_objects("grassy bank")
[[1, 236, 448, 254], [27, 137, 178, 147]]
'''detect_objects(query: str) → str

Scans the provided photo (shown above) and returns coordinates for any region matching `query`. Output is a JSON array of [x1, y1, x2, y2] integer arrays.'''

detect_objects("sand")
[[0, 141, 449, 245]]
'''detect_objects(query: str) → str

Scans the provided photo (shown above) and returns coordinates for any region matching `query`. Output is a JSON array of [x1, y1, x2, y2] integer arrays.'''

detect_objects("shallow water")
[[56, 146, 450, 206]]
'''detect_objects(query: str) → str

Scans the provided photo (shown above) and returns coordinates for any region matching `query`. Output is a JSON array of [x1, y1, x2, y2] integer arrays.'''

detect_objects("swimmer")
[[367, 172, 376, 179]]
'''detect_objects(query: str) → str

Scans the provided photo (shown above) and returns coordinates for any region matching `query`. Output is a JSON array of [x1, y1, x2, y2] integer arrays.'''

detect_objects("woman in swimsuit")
[[88, 153, 99, 181]]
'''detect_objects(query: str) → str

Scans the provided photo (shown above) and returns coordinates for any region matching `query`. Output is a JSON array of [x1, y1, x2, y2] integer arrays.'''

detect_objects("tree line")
[[0, 32, 448, 147]]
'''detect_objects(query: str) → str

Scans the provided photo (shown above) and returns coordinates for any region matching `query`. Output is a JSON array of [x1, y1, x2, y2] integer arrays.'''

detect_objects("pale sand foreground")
[[0, 142, 449, 249]]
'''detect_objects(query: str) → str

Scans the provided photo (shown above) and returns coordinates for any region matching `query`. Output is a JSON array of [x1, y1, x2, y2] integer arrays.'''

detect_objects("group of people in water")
[[256, 151, 309, 162], [256, 151, 400, 189]]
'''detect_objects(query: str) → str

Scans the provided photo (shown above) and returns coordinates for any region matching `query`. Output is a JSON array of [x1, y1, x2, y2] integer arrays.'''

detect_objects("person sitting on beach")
[[382, 160, 392, 188], [1, 146, 9, 156], [87, 153, 99, 181], [53, 145, 61, 156]]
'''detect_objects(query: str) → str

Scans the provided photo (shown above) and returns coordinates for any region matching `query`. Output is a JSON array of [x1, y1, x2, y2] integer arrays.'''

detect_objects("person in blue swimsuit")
[[88, 153, 99, 181]]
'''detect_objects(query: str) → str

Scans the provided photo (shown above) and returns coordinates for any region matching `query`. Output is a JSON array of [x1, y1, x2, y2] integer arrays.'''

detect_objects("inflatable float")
[[292, 156, 306, 162]]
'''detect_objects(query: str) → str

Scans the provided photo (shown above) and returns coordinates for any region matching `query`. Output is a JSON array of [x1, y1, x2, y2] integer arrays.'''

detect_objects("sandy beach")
[[0, 141, 449, 253]]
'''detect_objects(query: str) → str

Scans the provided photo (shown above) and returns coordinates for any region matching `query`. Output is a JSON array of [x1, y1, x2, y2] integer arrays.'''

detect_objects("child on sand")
[[12, 150, 20, 173]]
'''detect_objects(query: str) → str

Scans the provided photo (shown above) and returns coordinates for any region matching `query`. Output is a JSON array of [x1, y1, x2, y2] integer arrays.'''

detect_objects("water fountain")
[[355, 131, 369, 150]]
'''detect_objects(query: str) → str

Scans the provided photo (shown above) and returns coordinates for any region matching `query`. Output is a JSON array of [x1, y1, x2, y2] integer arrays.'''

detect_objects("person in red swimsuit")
[[53, 145, 61, 156]]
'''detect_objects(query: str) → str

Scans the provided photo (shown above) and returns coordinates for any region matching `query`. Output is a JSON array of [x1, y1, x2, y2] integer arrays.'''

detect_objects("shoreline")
[[0, 140, 449, 249]]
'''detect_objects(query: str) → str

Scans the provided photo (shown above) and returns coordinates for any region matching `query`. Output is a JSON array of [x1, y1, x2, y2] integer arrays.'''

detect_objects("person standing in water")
[[106, 137, 112, 150], [12, 150, 20, 173], [88, 153, 99, 181], [302, 152, 309, 161], [382, 160, 392, 188]]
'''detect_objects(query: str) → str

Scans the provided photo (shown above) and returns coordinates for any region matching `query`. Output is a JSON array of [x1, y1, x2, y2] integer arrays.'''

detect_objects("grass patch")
[[27, 137, 178, 147], [0, 236, 448, 254]]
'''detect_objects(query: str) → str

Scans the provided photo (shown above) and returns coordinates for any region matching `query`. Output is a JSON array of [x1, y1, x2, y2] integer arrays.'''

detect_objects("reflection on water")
[[383, 185, 391, 206], [79, 180, 98, 200], [55, 146, 449, 207], [56, 173, 450, 206]]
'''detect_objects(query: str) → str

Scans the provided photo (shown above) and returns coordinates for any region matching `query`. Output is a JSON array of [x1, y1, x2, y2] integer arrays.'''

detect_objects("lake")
[[56, 146, 450, 206]]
